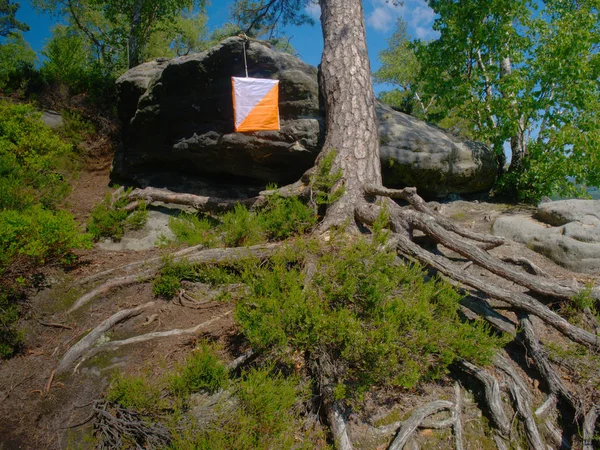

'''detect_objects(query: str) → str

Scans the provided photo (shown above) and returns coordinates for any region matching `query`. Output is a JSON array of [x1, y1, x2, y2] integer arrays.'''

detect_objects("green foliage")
[[168, 213, 219, 248], [0, 33, 36, 92], [106, 372, 164, 413], [87, 192, 147, 241], [259, 194, 317, 239], [170, 343, 228, 397], [385, 0, 600, 201], [0, 290, 23, 358], [0, 0, 29, 37], [57, 109, 96, 144], [0, 100, 90, 359], [153, 259, 242, 299], [169, 195, 316, 248], [311, 150, 344, 208], [173, 367, 319, 450], [221, 203, 266, 247], [236, 238, 507, 398]]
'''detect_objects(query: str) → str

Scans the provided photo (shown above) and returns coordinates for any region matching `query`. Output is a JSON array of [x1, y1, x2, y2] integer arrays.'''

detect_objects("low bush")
[[236, 238, 507, 398], [170, 343, 229, 397], [106, 372, 164, 413], [87, 192, 148, 241], [0, 100, 90, 359], [168, 193, 317, 248]]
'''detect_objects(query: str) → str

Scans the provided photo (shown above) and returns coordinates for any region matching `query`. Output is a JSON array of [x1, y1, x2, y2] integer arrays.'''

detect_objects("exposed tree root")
[[93, 400, 171, 450], [459, 360, 511, 438], [517, 313, 577, 411], [75, 311, 233, 372], [364, 185, 505, 249], [387, 400, 454, 450], [452, 383, 464, 450], [391, 230, 598, 347], [57, 302, 155, 374], [67, 243, 282, 314], [583, 404, 599, 450], [501, 256, 550, 278], [495, 354, 545, 449], [459, 296, 517, 336]]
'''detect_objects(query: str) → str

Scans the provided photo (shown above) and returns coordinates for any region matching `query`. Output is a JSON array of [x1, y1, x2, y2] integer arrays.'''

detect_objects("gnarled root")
[[68, 243, 282, 314], [93, 400, 171, 450], [56, 302, 155, 374], [387, 400, 454, 450], [583, 404, 599, 450], [74, 311, 233, 373]]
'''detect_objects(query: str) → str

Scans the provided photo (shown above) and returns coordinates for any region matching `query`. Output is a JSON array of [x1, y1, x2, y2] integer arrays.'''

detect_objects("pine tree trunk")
[[128, 0, 143, 69], [318, 0, 382, 229]]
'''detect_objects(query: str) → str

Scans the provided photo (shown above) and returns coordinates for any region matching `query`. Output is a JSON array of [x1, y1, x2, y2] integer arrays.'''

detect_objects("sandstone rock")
[[115, 37, 497, 196], [493, 200, 600, 274], [535, 199, 600, 226]]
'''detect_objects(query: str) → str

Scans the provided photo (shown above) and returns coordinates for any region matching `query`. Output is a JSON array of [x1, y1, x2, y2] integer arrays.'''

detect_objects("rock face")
[[493, 200, 600, 274], [116, 37, 497, 196]]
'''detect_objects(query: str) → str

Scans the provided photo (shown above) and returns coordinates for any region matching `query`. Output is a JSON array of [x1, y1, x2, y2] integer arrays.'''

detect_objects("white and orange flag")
[[232, 77, 280, 132]]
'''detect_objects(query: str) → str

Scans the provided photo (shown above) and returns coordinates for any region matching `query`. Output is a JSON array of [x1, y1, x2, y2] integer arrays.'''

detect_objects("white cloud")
[[366, 0, 404, 33], [305, 2, 321, 21]]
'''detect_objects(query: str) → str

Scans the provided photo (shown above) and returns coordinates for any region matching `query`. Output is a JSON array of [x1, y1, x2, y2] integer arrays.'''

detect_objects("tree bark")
[[500, 56, 527, 172], [128, 0, 144, 68], [318, 0, 382, 230]]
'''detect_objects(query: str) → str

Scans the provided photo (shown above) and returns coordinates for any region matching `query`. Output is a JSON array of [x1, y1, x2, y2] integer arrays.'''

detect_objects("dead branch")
[[56, 302, 155, 374], [127, 187, 259, 212], [329, 400, 353, 450], [387, 400, 454, 450], [37, 319, 73, 330]]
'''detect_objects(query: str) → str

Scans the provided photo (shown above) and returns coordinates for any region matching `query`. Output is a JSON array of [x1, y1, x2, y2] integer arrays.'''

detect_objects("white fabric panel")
[[232, 77, 279, 128]]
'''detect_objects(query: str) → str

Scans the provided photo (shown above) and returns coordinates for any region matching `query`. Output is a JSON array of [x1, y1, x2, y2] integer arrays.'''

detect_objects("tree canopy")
[[376, 0, 600, 202]]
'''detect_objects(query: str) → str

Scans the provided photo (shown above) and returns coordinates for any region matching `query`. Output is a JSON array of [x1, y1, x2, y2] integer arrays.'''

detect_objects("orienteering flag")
[[232, 77, 280, 132]]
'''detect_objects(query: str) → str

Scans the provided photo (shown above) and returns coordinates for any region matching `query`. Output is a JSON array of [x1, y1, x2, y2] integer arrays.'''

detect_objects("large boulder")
[[115, 37, 497, 196], [493, 200, 600, 274]]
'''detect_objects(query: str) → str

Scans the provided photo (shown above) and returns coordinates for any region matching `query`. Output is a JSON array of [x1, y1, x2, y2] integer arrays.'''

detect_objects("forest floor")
[[0, 158, 597, 450]]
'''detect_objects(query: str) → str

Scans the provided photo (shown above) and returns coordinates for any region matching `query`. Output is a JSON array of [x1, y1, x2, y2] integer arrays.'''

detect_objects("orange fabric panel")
[[236, 82, 280, 132]]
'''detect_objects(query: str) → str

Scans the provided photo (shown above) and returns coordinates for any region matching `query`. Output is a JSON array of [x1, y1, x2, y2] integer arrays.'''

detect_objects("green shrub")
[[172, 368, 320, 450], [0, 291, 23, 359], [106, 372, 164, 413], [87, 193, 148, 241], [221, 204, 266, 247], [168, 196, 317, 248], [170, 343, 228, 397], [259, 194, 317, 240], [168, 213, 219, 247], [0, 100, 89, 359], [236, 238, 507, 398], [152, 274, 182, 299], [153, 259, 242, 299]]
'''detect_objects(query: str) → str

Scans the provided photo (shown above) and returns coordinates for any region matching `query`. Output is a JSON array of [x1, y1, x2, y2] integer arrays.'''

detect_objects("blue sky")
[[15, 0, 439, 93]]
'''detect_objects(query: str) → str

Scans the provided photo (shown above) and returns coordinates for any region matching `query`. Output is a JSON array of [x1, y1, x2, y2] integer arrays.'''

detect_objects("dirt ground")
[[0, 165, 598, 449]]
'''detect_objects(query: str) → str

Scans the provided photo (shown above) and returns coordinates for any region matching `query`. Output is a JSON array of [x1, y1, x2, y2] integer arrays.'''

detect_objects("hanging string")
[[242, 34, 249, 78]]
